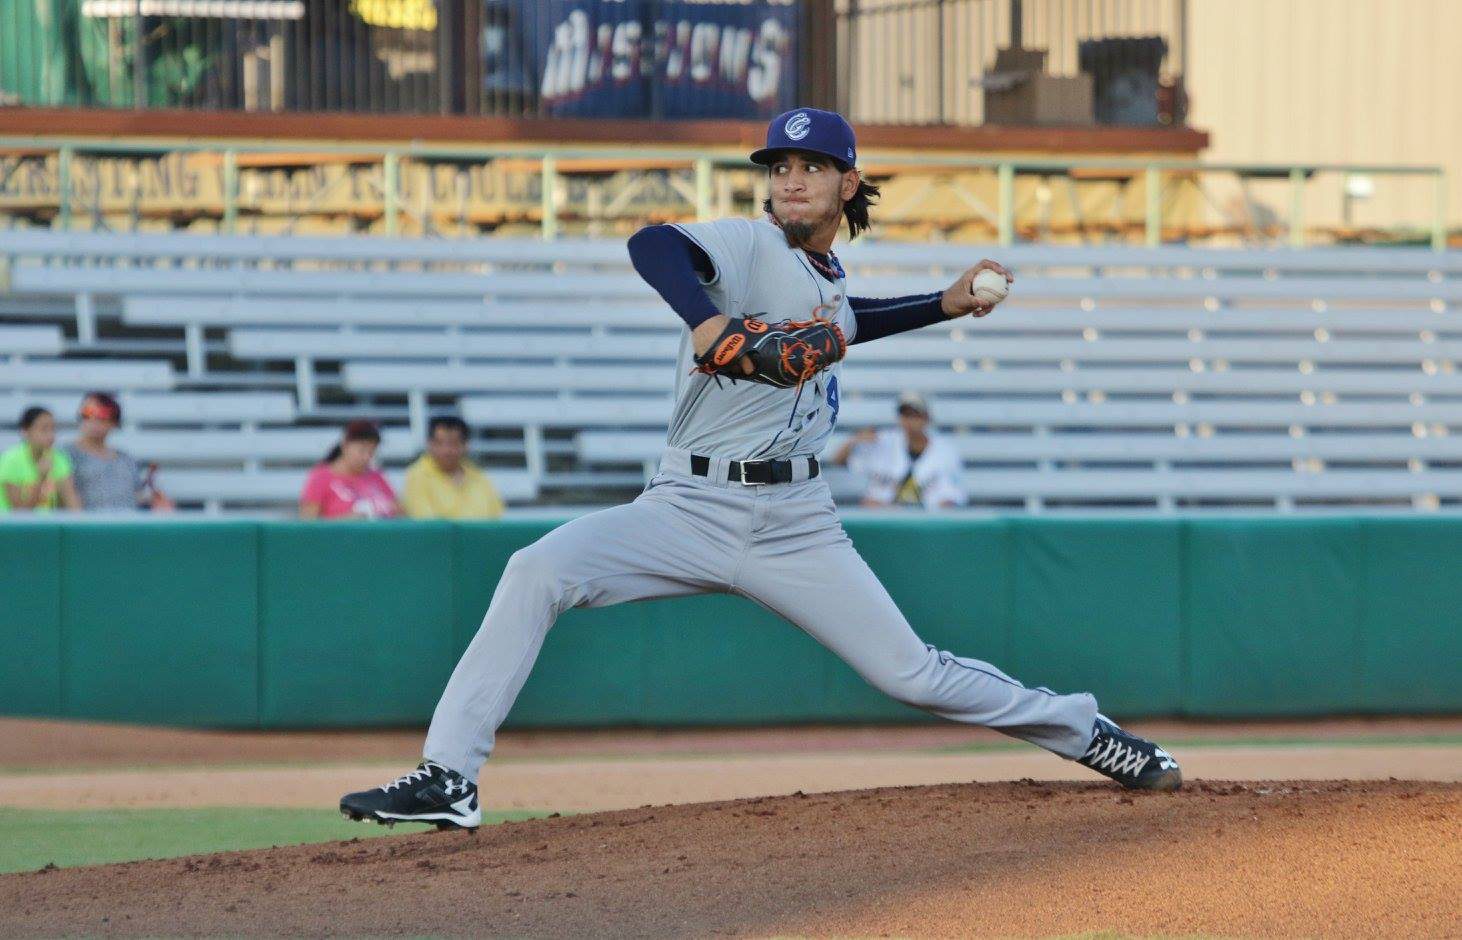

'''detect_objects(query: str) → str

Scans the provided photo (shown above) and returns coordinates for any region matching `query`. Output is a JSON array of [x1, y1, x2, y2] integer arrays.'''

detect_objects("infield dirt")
[[2, 779, 1457, 938]]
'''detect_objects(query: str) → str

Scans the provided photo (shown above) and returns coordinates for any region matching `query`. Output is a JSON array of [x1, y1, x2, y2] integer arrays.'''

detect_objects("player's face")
[[768, 153, 854, 234]]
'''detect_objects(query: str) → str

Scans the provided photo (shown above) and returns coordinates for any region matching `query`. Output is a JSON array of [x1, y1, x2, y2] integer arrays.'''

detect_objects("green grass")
[[0, 807, 549, 874]]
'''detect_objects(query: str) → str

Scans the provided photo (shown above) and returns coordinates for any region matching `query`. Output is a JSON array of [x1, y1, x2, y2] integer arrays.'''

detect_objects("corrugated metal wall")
[[837, 0, 1455, 234], [1186, 0, 1461, 229], [837, 0, 1183, 126]]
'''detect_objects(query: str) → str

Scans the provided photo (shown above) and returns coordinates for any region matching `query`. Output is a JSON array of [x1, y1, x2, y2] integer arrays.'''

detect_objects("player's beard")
[[773, 199, 843, 250], [779, 219, 818, 249]]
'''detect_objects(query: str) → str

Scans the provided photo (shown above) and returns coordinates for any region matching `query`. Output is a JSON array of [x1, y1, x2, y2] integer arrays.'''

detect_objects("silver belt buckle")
[[737, 461, 763, 486]]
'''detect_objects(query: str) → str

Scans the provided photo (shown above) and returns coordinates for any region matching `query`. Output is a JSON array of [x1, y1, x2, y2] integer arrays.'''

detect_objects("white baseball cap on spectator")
[[896, 391, 930, 418]]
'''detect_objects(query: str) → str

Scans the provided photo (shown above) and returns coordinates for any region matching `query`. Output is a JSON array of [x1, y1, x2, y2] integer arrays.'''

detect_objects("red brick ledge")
[[1, 107, 1208, 155]]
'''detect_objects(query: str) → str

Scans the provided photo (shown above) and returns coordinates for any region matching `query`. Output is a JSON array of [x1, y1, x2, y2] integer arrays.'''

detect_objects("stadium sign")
[[489, 0, 798, 119]]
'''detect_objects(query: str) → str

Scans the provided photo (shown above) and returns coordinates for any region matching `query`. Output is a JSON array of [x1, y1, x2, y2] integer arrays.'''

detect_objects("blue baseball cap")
[[750, 108, 858, 171]]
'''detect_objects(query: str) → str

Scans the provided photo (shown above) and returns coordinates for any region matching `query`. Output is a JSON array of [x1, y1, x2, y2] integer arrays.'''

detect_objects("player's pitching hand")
[[941, 260, 1014, 318]]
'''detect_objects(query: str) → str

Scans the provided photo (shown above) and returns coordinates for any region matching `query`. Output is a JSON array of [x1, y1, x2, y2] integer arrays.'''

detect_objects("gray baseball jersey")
[[666, 217, 854, 460], [422, 217, 1100, 783]]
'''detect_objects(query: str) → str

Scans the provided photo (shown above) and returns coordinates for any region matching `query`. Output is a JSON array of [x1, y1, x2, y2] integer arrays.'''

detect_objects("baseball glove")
[[693, 315, 847, 390]]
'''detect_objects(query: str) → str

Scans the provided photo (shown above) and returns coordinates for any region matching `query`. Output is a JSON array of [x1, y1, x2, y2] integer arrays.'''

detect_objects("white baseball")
[[970, 268, 1010, 306]]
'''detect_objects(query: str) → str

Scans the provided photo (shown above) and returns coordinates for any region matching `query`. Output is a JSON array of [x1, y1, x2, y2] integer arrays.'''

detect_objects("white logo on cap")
[[846, 147, 855, 160], [784, 112, 812, 140]]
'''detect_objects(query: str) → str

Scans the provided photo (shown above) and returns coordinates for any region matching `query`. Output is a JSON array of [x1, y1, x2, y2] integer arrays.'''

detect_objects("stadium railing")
[[0, 140, 1447, 247]]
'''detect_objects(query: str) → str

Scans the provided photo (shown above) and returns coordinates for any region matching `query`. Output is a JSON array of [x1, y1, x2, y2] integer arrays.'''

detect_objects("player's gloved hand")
[[693, 314, 847, 390]]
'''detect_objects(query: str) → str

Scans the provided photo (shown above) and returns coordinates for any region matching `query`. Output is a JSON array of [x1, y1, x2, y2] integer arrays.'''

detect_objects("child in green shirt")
[[0, 407, 81, 513]]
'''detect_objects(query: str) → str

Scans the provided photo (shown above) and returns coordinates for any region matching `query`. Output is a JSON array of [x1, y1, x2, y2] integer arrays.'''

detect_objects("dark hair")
[[762, 171, 882, 240], [82, 390, 122, 424], [19, 406, 50, 431], [324, 419, 381, 464], [840, 178, 881, 239], [428, 416, 470, 442]]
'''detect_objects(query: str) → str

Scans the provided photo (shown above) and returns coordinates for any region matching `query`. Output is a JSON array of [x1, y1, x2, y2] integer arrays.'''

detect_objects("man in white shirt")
[[832, 391, 966, 509]]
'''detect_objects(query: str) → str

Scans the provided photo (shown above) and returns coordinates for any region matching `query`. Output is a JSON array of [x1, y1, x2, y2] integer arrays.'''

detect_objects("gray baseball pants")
[[424, 448, 1098, 780]]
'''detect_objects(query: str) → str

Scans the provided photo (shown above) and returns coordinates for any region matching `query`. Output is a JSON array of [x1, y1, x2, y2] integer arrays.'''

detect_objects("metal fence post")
[[1145, 165, 1162, 247], [541, 154, 559, 240], [997, 162, 1014, 246], [56, 145, 73, 230], [1289, 167, 1305, 248], [1433, 171, 1447, 252], [694, 158, 713, 221], [132, 11, 147, 109], [222, 149, 238, 234], [383, 152, 400, 236]]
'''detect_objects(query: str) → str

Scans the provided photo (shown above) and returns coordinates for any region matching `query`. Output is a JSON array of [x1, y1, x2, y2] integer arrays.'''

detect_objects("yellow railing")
[[0, 137, 1447, 249]]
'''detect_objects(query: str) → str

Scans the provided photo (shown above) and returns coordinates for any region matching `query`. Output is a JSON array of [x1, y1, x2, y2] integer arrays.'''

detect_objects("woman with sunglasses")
[[64, 392, 173, 512]]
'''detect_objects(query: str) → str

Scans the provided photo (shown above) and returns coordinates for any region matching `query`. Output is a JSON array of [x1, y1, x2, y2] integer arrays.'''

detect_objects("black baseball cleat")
[[1078, 714, 1183, 791], [340, 761, 482, 830]]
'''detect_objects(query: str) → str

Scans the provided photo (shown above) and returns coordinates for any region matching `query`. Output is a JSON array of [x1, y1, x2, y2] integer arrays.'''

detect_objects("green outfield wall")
[[1, 517, 1456, 728]]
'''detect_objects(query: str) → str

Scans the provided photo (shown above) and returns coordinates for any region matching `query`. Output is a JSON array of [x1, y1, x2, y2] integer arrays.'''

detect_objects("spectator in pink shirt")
[[299, 420, 399, 519]]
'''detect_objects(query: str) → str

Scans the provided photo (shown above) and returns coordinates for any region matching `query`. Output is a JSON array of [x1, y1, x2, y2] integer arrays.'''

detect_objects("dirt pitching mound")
[[3, 780, 1457, 938]]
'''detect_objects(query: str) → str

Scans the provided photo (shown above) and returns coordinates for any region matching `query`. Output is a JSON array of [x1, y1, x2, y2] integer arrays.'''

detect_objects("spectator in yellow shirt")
[[402, 417, 505, 520]]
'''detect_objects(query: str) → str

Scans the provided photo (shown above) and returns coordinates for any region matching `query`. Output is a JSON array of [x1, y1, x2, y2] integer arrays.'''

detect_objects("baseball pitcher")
[[342, 109, 1181, 830]]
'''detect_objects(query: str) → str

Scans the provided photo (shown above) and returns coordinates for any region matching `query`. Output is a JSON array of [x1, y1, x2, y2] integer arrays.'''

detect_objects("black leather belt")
[[690, 454, 819, 485]]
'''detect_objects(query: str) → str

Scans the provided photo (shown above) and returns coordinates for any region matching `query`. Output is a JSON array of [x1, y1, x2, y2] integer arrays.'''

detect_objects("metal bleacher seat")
[[159, 469, 313, 510], [0, 391, 295, 427], [0, 325, 64, 356], [459, 395, 675, 429], [135, 300, 1458, 337], [341, 359, 1462, 401], [107, 427, 417, 463], [239, 324, 1461, 366], [126, 298, 669, 330], [229, 329, 681, 361], [0, 360, 174, 391], [0, 230, 632, 266], [10, 266, 656, 301], [836, 242, 1462, 275], [4, 228, 1460, 264], [22, 263, 1462, 304], [578, 428, 1462, 465], [162, 467, 537, 516], [7, 228, 1460, 274]]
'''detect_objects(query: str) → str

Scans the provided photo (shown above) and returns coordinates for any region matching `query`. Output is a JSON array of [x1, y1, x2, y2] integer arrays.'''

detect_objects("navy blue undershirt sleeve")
[[627, 224, 720, 329], [849, 292, 947, 345]]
